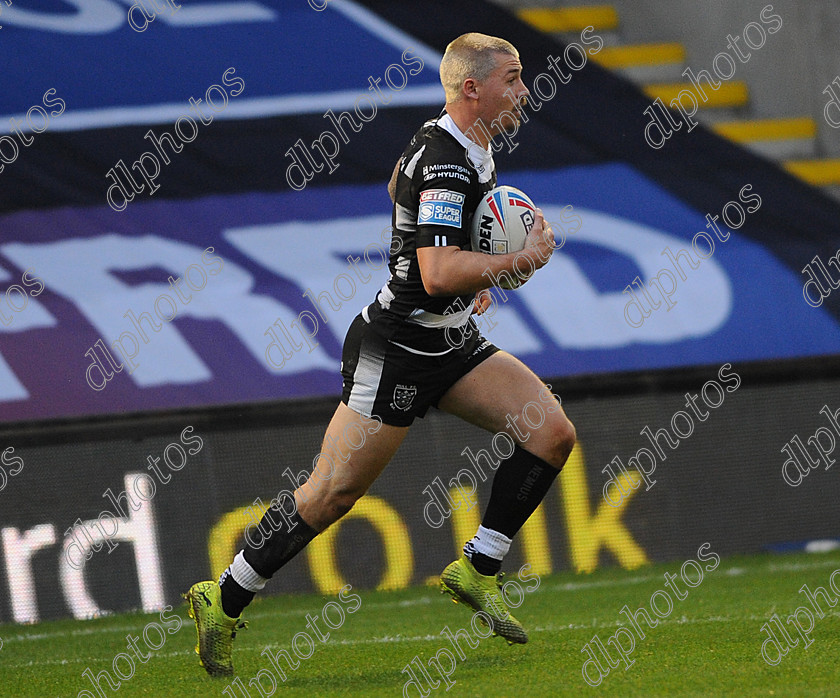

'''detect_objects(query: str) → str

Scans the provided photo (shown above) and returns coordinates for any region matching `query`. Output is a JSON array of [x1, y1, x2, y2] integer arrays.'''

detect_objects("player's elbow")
[[417, 247, 461, 297], [421, 271, 451, 297]]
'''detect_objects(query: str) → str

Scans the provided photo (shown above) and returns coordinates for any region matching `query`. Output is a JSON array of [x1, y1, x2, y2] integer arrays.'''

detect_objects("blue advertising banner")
[[0, 0, 838, 423], [0, 163, 837, 422], [1, 0, 443, 130]]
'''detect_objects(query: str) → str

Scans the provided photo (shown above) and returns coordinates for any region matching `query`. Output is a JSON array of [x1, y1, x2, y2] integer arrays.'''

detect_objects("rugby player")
[[186, 32, 576, 677]]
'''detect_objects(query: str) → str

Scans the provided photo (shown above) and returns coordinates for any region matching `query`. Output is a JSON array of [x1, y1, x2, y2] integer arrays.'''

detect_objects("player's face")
[[482, 52, 530, 135]]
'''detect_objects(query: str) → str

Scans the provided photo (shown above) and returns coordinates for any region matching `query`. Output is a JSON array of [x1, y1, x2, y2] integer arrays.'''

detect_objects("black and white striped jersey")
[[367, 111, 496, 354]]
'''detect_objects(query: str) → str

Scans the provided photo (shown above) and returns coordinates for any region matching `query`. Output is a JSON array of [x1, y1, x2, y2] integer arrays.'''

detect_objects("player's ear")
[[462, 77, 480, 101]]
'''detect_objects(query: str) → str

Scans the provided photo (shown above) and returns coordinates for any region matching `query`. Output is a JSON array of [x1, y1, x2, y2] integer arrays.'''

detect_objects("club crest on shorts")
[[391, 384, 417, 411]]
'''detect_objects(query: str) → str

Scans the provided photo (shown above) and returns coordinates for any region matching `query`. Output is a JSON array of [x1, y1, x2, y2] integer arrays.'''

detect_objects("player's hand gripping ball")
[[470, 185, 537, 289]]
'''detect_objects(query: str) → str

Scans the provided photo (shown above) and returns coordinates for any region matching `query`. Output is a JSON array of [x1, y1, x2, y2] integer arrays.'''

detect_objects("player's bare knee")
[[560, 418, 577, 458], [546, 418, 576, 469]]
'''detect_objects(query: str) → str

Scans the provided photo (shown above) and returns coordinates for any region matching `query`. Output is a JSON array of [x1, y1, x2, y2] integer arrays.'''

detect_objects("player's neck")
[[444, 103, 489, 150]]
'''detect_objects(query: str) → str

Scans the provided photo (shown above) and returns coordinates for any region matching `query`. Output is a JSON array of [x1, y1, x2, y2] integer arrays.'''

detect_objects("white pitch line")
[[9, 610, 840, 670], [1, 597, 433, 645], [766, 559, 840, 573], [544, 558, 840, 593], [4, 558, 839, 652]]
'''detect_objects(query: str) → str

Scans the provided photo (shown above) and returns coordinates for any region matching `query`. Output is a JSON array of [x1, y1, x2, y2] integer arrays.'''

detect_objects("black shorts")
[[340, 311, 500, 427]]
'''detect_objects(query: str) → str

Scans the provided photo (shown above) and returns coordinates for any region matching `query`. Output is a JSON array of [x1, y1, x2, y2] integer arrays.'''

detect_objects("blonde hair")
[[440, 33, 519, 102]]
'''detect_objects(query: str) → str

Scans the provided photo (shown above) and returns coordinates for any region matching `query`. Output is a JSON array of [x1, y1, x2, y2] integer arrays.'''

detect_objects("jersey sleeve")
[[414, 163, 475, 250]]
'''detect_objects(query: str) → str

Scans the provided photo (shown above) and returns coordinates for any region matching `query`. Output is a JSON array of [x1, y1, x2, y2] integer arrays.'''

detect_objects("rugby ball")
[[470, 185, 537, 289]]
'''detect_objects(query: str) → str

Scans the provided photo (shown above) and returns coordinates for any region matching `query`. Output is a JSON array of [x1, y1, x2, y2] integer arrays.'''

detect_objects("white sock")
[[227, 550, 269, 592], [463, 525, 512, 561]]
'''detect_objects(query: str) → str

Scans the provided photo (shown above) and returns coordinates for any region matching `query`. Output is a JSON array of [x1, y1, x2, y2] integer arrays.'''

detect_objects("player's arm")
[[417, 209, 555, 296]]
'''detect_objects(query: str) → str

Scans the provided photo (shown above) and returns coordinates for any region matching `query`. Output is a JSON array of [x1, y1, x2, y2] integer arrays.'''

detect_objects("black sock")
[[219, 574, 255, 619], [243, 507, 318, 578], [219, 507, 318, 618], [482, 445, 560, 538], [470, 551, 502, 576]]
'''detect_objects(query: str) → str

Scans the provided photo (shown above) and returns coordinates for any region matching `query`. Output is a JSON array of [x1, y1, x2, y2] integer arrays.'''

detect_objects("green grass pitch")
[[4, 550, 840, 697]]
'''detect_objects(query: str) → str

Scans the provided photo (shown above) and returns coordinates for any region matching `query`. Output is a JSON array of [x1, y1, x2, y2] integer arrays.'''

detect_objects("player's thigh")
[[437, 350, 575, 466], [297, 402, 408, 513]]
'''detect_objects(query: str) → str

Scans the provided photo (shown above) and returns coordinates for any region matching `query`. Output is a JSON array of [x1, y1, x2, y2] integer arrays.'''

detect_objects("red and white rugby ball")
[[470, 185, 537, 289]]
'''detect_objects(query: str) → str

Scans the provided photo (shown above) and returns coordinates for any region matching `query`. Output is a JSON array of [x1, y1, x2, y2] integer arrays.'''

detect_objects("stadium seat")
[[513, 2, 840, 200]]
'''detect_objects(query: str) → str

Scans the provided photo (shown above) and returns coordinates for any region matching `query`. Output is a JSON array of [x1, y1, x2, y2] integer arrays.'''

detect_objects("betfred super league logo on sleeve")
[[418, 190, 465, 228]]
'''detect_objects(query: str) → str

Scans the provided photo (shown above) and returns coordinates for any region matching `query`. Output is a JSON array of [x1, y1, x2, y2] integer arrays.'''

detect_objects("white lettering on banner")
[[3, 0, 274, 33], [0, 265, 55, 334], [0, 358, 27, 403], [235, 210, 728, 353], [519, 206, 732, 348], [226, 216, 390, 345], [3, 0, 123, 33], [0, 266, 55, 402], [58, 474, 164, 619], [223, 215, 543, 356], [1, 524, 56, 624], [2, 235, 333, 386], [134, 1, 276, 27], [1, 472, 166, 623], [0, 209, 732, 401]]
